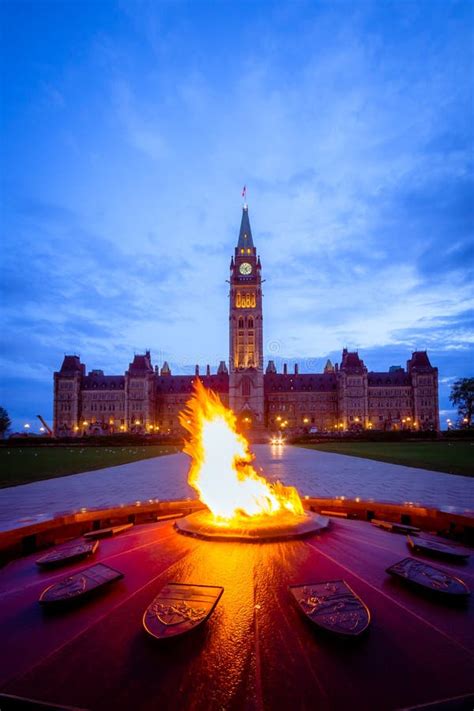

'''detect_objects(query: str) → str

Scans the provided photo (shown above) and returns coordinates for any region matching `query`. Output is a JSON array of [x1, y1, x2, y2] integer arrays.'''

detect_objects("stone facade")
[[53, 207, 439, 436]]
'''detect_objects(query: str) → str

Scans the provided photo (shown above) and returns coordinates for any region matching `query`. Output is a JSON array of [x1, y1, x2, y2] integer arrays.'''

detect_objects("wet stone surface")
[[0, 445, 473, 532], [0, 517, 473, 710]]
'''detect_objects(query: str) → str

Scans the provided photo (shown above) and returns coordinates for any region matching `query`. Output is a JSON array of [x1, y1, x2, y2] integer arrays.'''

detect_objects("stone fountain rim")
[[174, 509, 330, 543]]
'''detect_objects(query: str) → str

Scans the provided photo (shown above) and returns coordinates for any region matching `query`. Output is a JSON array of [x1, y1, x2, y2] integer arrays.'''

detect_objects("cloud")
[[0, 0, 472, 429]]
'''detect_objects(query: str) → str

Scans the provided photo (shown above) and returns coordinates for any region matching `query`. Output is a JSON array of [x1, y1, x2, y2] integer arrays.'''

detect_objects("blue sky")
[[1, 0, 473, 431]]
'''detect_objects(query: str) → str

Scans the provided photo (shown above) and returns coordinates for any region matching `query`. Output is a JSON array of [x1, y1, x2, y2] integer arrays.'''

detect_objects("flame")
[[179, 380, 304, 521]]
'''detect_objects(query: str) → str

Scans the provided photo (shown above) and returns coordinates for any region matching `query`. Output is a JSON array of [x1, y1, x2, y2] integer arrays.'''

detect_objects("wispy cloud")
[[0, 0, 472, 429]]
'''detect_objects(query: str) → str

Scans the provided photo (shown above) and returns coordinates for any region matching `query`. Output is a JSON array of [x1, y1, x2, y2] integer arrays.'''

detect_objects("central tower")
[[229, 205, 265, 430]]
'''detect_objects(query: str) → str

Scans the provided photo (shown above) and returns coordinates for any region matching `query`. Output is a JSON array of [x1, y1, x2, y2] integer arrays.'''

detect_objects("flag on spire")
[[241, 185, 247, 199]]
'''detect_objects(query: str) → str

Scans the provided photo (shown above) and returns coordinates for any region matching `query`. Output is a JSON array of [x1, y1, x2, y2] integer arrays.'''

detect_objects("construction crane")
[[37, 415, 53, 436]]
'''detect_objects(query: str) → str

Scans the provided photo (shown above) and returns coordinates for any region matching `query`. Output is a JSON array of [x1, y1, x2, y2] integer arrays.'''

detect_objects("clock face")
[[239, 262, 252, 275]]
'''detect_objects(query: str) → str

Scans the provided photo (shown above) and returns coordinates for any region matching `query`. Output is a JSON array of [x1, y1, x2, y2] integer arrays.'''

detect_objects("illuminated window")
[[236, 291, 256, 308], [247, 248, 251, 254]]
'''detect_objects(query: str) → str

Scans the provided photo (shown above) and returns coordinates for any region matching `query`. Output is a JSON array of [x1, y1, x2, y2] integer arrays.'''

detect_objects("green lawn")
[[0, 445, 180, 488], [295, 441, 474, 477]]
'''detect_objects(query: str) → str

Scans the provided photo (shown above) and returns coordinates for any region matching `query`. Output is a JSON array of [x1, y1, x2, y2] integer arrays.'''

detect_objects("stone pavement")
[[0, 445, 473, 532]]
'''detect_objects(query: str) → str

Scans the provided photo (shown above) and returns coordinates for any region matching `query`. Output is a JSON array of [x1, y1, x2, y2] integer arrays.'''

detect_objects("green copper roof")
[[237, 206, 254, 249]]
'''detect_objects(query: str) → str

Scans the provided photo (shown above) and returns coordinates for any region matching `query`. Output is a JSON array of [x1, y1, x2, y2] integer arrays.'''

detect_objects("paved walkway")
[[0, 445, 473, 531]]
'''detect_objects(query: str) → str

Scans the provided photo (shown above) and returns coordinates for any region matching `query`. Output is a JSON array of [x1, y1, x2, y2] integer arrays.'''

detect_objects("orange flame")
[[179, 380, 304, 521]]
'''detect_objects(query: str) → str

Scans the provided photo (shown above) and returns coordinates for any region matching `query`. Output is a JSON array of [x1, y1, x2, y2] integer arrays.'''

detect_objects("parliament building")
[[53, 207, 440, 436]]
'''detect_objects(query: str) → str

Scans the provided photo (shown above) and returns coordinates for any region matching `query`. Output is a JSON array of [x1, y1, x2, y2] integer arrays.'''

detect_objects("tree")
[[0, 406, 11, 438], [449, 378, 474, 426]]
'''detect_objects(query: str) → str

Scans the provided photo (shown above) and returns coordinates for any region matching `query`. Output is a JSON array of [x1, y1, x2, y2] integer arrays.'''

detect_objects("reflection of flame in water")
[[179, 380, 304, 522]]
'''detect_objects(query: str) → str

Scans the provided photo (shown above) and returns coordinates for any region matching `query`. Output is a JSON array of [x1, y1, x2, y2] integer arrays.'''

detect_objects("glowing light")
[[179, 380, 304, 521], [23, 423, 30, 429]]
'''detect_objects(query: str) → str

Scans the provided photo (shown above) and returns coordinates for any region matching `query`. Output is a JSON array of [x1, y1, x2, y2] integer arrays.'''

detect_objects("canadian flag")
[[241, 185, 247, 199]]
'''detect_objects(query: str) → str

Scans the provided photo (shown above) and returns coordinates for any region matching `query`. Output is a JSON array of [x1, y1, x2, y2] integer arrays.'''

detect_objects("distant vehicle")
[[308, 426, 318, 434], [270, 435, 285, 446]]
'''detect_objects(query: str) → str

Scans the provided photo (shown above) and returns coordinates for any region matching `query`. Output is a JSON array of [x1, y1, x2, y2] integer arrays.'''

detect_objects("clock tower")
[[229, 205, 265, 430]]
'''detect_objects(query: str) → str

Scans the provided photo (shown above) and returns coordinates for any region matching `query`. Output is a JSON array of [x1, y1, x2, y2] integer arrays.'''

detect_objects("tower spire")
[[237, 204, 254, 250]]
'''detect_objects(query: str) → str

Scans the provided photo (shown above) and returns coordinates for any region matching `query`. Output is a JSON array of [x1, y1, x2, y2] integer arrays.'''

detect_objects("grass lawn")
[[0, 445, 180, 489], [295, 441, 474, 477]]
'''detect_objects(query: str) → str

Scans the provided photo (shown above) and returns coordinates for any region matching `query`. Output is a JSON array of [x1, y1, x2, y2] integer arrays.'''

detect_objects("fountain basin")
[[175, 509, 329, 541]]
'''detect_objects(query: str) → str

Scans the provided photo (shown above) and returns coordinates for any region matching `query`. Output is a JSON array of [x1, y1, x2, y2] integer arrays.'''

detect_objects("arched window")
[[248, 317, 253, 328], [236, 293, 241, 308], [242, 378, 251, 397], [238, 317, 244, 328]]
